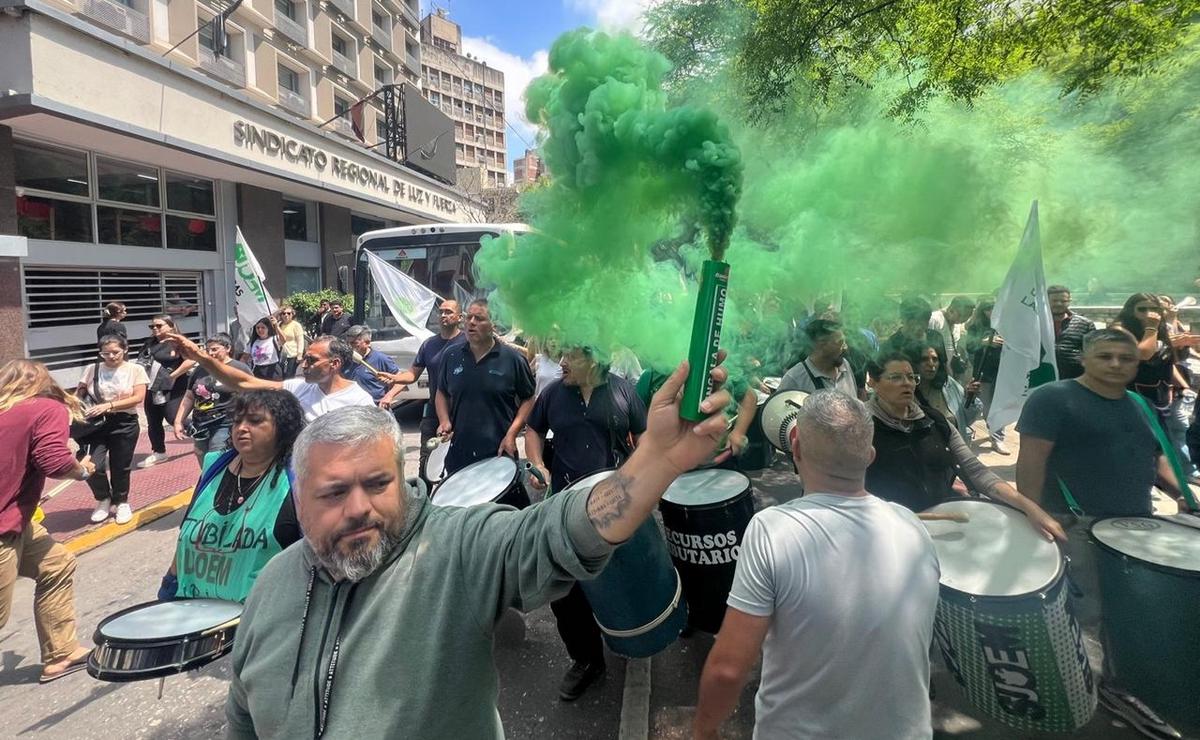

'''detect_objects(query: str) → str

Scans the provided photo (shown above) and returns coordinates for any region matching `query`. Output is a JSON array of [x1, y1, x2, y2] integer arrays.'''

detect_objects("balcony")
[[333, 117, 358, 141], [199, 47, 247, 87], [371, 23, 391, 51], [404, 52, 420, 75], [398, 0, 417, 26], [332, 50, 357, 77], [329, 0, 354, 19], [80, 0, 150, 42], [277, 87, 310, 118], [275, 11, 308, 46]]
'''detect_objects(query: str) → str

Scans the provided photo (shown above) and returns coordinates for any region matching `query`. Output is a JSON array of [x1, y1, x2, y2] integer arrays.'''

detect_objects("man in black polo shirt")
[[435, 299, 535, 475], [525, 346, 647, 701]]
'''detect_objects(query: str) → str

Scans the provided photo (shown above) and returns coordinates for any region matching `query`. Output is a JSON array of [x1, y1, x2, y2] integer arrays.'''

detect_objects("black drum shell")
[[87, 599, 240, 682]]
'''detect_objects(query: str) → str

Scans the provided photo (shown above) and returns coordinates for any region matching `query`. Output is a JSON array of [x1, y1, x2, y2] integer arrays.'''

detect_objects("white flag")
[[988, 201, 1058, 431], [365, 250, 440, 340], [232, 227, 278, 348]]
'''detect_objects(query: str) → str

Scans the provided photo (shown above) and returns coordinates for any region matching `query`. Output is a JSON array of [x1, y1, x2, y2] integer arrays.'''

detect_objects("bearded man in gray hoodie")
[[225, 359, 732, 739]]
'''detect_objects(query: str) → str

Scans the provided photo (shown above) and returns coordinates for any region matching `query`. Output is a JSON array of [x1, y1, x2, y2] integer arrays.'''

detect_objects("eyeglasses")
[[281, 311, 294, 316], [881, 373, 921, 384], [148, 323, 167, 329], [98, 351, 123, 358]]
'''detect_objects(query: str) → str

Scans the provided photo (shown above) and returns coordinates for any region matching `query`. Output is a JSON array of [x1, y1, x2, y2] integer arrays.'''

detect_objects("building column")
[[319, 203, 352, 292], [236, 184, 286, 298], [0, 125, 27, 363]]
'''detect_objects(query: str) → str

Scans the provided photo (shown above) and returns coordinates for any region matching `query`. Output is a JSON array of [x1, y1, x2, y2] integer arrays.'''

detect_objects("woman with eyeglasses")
[[75, 335, 149, 524], [864, 351, 1063, 540], [272, 306, 305, 378], [246, 319, 284, 381], [136, 314, 196, 468], [158, 389, 304, 602]]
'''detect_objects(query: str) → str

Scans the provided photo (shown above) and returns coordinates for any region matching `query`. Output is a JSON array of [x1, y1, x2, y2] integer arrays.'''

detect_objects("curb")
[[63, 488, 194, 556], [618, 657, 651, 740]]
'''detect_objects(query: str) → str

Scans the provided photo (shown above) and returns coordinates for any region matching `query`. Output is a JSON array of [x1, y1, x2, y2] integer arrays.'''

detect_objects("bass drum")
[[926, 499, 1095, 733], [1091, 516, 1200, 734], [562, 470, 687, 658]]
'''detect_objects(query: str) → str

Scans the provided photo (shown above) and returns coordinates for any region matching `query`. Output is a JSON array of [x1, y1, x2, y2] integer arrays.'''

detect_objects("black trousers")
[[144, 389, 185, 454], [550, 583, 604, 666], [76, 414, 140, 504], [281, 356, 298, 378]]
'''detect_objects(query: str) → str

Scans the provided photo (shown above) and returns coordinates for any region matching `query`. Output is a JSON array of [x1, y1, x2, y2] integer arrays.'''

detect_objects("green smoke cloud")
[[477, 27, 1200, 382]]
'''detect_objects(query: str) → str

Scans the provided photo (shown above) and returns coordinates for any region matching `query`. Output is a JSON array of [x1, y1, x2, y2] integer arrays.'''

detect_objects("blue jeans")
[[1166, 391, 1195, 476], [192, 425, 231, 466]]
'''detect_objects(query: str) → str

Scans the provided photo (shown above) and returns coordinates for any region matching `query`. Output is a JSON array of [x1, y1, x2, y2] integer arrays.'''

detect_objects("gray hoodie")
[[226, 484, 612, 739]]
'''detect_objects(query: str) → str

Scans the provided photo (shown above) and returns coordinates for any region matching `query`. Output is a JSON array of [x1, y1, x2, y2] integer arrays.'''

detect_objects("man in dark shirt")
[[525, 346, 647, 701], [310, 300, 330, 337], [435, 299, 535, 475], [881, 296, 948, 368], [342, 325, 400, 404], [380, 301, 466, 470], [1016, 327, 1188, 737], [320, 300, 352, 339], [1048, 285, 1096, 380]]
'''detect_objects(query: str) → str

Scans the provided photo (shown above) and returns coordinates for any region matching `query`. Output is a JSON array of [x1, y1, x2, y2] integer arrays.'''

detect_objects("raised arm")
[[164, 332, 280, 392]]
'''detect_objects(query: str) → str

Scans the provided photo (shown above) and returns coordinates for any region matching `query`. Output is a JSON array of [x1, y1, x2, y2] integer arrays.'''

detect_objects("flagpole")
[[316, 84, 393, 129]]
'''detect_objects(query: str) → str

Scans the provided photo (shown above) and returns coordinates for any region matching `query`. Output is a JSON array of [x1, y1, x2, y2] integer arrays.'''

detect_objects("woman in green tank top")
[[159, 389, 306, 602]]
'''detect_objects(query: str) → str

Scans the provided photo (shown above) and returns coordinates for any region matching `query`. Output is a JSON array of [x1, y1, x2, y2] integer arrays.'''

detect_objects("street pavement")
[[2, 409, 1151, 739]]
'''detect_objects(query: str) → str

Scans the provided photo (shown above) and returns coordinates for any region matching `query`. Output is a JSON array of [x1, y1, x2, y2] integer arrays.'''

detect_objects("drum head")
[[924, 500, 1062, 597], [1091, 517, 1200, 574], [758, 390, 808, 453], [433, 456, 518, 507], [98, 599, 242, 641], [662, 469, 750, 507], [562, 469, 615, 494], [425, 442, 449, 482]]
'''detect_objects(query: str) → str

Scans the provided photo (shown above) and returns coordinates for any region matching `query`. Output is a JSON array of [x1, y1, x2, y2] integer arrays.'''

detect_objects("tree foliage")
[[645, 0, 1200, 119]]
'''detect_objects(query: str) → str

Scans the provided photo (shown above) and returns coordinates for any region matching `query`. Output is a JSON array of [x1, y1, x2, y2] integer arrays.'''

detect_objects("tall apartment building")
[[512, 149, 544, 187], [0, 0, 478, 380], [419, 9, 507, 189]]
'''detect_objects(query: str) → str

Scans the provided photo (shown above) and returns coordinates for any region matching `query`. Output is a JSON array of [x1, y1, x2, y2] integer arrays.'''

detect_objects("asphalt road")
[[0, 410, 1151, 739]]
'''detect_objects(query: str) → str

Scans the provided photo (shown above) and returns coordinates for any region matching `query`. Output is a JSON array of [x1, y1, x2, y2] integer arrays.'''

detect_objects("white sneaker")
[[137, 453, 165, 468], [90, 499, 112, 523], [114, 503, 133, 525]]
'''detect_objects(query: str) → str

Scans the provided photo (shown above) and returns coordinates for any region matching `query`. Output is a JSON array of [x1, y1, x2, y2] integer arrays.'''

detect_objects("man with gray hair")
[[225, 359, 734, 738], [694, 390, 940, 740], [342, 324, 402, 407]]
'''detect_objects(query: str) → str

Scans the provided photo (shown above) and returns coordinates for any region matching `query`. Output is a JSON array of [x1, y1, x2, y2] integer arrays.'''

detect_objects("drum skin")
[[659, 470, 754, 634], [564, 471, 687, 658], [927, 500, 1096, 733], [431, 456, 530, 509], [88, 599, 242, 682], [1092, 517, 1200, 733]]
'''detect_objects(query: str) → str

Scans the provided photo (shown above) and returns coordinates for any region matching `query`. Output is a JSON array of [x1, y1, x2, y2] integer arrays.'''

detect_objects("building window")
[[371, 9, 385, 28], [377, 116, 387, 139], [350, 214, 385, 236], [17, 195, 93, 243], [278, 64, 300, 93], [334, 96, 351, 118], [375, 63, 390, 85], [287, 266, 321, 295], [283, 200, 311, 241], [198, 17, 239, 58], [332, 33, 348, 56], [97, 156, 161, 207], [274, 0, 295, 20], [165, 173, 216, 216], [13, 140, 90, 197]]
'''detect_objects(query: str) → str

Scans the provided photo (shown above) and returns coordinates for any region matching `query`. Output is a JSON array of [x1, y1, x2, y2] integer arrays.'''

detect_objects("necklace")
[[233, 458, 271, 506]]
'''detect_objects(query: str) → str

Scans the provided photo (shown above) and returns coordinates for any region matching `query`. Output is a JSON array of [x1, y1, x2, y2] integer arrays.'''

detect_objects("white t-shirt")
[[79, 362, 149, 416], [533, 354, 563, 400], [728, 493, 940, 740], [250, 338, 280, 368], [282, 377, 375, 422]]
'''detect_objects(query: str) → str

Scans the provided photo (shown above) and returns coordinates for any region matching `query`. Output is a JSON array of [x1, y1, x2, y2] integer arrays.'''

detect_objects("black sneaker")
[[1098, 684, 1181, 740], [558, 661, 605, 701]]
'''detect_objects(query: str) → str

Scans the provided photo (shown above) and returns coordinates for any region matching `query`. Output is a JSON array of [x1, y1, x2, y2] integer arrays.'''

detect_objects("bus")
[[353, 222, 531, 401]]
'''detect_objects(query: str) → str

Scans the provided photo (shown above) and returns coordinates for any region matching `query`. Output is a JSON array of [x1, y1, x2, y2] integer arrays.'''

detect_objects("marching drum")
[[431, 456, 530, 509], [88, 599, 242, 682], [563, 471, 687, 657], [1092, 516, 1200, 733], [925, 499, 1095, 733], [659, 469, 755, 634], [422, 438, 450, 487], [735, 390, 774, 472]]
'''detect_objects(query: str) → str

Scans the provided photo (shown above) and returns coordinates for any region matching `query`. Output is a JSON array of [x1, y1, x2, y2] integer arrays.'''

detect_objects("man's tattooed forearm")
[[587, 472, 634, 531]]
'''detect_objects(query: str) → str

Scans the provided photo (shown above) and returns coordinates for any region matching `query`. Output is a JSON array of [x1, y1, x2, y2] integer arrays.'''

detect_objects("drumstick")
[[918, 512, 970, 523]]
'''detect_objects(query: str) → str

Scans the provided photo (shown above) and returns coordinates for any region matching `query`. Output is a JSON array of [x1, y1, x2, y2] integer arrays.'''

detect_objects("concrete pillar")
[[319, 203, 352, 292], [0, 125, 27, 362], [236, 184, 286, 296]]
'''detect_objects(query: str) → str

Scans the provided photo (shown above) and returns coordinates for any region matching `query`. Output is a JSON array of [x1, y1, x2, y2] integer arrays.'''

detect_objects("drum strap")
[[1057, 392, 1199, 515]]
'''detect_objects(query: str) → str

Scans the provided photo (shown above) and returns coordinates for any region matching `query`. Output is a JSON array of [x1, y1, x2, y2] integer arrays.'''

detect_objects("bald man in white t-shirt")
[[694, 390, 940, 740]]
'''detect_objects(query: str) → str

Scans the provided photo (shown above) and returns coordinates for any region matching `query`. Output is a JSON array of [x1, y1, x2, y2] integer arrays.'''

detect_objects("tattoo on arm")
[[587, 472, 634, 532]]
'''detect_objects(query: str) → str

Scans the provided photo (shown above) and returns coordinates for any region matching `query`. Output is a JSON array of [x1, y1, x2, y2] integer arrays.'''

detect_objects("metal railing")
[[275, 11, 308, 46], [198, 47, 247, 87], [277, 87, 309, 118], [332, 50, 357, 77]]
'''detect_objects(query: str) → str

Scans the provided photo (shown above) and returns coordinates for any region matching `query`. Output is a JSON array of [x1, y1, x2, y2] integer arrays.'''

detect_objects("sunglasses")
[[149, 323, 167, 328], [300, 354, 325, 365]]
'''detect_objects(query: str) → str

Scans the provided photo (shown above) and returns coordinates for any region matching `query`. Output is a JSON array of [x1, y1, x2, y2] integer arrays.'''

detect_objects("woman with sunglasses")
[[136, 315, 196, 468], [864, 351, 1063, 541], [273, 306, 305, 378], [159, 389, 304, 602], [1111, 293, 1186, 428], [75, 336, 149, 524]]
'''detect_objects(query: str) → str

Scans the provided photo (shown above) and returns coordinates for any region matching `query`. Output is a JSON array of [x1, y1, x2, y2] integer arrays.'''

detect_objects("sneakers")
[[90, 499, 111, 523], [137, 452, 166, 468], [114, 503, 133, 525], [990, 434, 1011, 456], [1098, 684, 1181, 739], [558, 661, 605, 701]]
